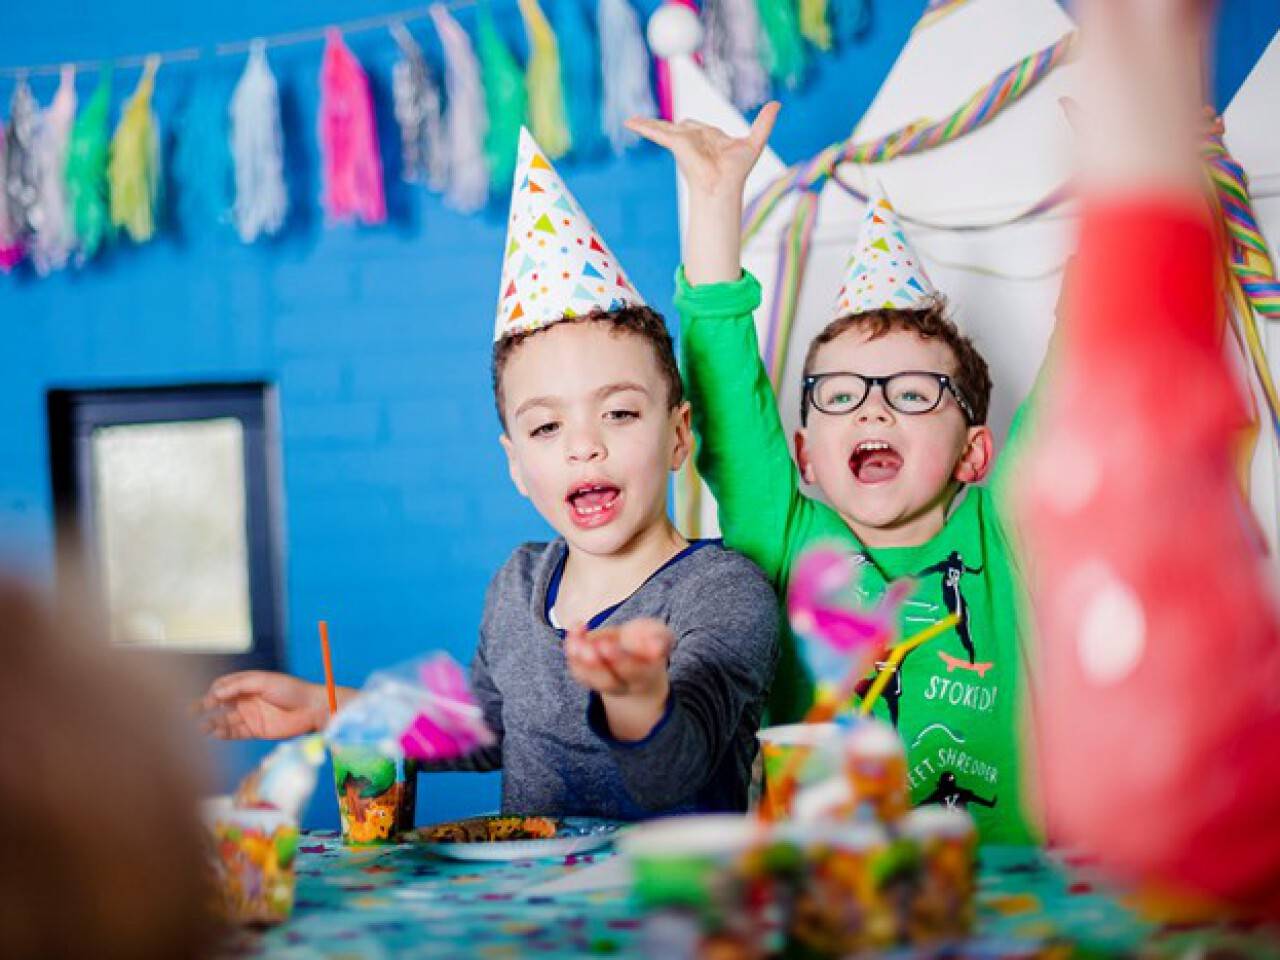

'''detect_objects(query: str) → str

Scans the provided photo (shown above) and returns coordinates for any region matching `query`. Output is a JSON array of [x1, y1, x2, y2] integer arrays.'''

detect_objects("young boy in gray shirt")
[[198, 130, 779, 819]]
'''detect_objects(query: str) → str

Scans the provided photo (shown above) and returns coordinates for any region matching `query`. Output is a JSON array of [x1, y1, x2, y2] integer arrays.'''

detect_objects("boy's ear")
[[669, 401, 693, 471], [499, 433, 530, 498], [954, 425, 995, 484], [794, 428, 817, 485]]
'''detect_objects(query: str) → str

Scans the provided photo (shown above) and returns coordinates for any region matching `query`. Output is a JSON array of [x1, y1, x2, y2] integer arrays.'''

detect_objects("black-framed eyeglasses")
[[801, 371, 976, 425]]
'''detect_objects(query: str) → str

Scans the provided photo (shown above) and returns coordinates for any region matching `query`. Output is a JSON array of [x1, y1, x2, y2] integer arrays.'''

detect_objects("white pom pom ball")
[[646, 3, 704, 59]]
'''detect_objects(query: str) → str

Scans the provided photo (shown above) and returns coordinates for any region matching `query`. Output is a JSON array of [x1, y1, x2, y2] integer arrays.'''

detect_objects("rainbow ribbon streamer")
[[829, 170, 1073, 233], [764, 190, 822, 385], [912, 0, 974, 35], [847, 30, 1075, 164], [743, 30, 1076, 241], [740, 31, 1077, 388], [1207, 133, 1280, 443]]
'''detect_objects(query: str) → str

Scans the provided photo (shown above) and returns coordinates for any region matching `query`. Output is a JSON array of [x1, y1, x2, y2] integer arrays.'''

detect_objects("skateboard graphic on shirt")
[[859, 549, 988, 728], [938, 651, 993, 678]]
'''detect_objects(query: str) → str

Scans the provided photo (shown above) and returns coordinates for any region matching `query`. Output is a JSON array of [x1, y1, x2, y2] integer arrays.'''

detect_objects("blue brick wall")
[[0, 1, 1273, 828]]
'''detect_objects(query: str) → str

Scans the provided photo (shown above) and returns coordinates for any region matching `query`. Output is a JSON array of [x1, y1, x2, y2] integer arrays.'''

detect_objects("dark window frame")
[[47, 382, 286, 675]]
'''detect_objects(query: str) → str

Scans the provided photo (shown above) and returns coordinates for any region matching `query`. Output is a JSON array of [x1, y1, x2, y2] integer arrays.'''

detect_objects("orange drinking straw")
[[318, 620, 338, 717]]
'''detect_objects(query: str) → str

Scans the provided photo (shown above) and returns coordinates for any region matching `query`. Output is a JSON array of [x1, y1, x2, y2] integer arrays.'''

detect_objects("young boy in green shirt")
[[630, 105, 1036, 842]]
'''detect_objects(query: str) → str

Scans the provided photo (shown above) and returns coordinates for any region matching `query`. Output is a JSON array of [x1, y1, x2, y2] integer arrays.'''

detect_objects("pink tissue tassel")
[[1014, 199, 1280, 921], [319, 29, 386, 225]]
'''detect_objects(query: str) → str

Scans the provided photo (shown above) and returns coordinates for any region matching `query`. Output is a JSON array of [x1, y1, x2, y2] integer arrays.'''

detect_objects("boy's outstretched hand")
[[627, 102, 781, 285], [565, 618, 674, 742], [196, 671, 332, 740]]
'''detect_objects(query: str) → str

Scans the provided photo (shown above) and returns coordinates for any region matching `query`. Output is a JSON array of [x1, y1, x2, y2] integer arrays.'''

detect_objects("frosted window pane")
[[92, 418, 252, 652]]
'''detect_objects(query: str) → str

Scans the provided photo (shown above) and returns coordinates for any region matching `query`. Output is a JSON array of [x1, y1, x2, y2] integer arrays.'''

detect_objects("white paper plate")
[[411, 816, 622, 862]]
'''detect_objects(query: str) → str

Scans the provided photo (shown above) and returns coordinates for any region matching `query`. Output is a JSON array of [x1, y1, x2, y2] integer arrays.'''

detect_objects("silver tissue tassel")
[[390, 22, 447, 189], [5, 79, 41, 240]]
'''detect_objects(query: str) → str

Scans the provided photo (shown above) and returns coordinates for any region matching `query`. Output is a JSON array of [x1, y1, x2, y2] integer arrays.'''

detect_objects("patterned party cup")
[[331, 745, 417, 844], [203, 796, 300, 925], [788, 821, 900, 955], [621, 814, 800, 959], [901, 805, 977, 941], [755, 722, 844, 820]]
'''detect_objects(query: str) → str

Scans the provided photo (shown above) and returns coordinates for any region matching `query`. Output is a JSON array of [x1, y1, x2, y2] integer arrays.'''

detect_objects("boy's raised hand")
[[627, 102, 781, 285], [626, 101, 780, 202], [565, 618, 674, 741], [196, 670, 330, 740]]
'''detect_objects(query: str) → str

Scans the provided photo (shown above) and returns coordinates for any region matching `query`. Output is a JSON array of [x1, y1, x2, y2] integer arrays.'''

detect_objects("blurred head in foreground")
[[0, 576, 217, 960]]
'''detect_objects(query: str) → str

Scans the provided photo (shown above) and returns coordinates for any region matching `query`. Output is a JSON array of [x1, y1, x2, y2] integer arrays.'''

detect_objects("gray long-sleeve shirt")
[[444, 539, 779, 819]]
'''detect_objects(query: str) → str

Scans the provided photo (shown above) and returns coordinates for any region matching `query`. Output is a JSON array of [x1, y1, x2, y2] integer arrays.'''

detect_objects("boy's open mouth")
[[849, 440, 903, 484], [566, 482, 622, 527]]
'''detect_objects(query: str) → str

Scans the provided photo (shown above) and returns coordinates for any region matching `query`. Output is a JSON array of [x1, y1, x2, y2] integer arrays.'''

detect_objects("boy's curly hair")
[[801, 296, 992, 426], [492, 305, 684, 430]]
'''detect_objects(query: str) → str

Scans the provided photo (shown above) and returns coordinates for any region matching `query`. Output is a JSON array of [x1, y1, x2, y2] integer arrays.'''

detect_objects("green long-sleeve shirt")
[[676, 267, 1035, 844]]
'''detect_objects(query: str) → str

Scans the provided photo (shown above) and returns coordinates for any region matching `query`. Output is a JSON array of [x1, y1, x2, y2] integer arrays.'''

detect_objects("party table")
[[222, 833, 1279, 958]]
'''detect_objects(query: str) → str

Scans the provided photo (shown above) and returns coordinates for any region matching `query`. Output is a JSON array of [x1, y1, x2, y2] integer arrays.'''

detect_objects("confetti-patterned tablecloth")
[[223, 834, 1279, 958]]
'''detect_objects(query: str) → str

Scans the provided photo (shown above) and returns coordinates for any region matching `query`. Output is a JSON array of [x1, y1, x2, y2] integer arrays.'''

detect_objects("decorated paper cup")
[[621, 815, 799, 959], [331, 745, 417, 844], [901, 805, 977, 941], [622, 814, 760, 908], [203, 796, 300, 925], [843, 718, 910, 824], [789, 821, 900, 955], [755, 722, 843, 820]]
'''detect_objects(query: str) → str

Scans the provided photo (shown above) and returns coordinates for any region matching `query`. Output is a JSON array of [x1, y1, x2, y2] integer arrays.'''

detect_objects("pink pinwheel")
[[787, 546, 914, 703], [398, 656, 494, 761], [327, 653, 495, 763]]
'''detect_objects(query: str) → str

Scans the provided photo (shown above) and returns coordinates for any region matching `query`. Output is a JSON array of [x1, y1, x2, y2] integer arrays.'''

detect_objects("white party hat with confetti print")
[[494, 128, 645, 340], [833, 194, 937, 318]]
